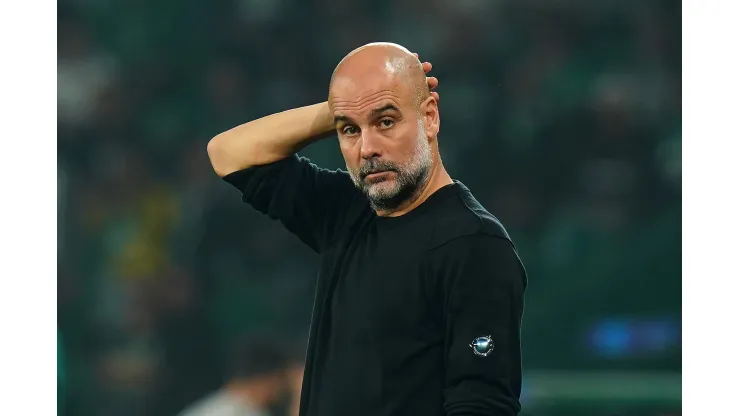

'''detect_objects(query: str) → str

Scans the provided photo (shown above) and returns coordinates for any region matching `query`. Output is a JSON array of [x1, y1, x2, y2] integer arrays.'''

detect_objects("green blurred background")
[[57, 0, 681, 415]]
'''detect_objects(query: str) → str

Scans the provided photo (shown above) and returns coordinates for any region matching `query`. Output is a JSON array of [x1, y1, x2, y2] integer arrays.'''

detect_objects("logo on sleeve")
[[470, 335, 495, 357]]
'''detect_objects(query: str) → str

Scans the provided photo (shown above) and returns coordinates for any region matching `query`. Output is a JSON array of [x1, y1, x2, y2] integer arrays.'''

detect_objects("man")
[[178, 339, 290, 416], [207, 43, 527, 415]]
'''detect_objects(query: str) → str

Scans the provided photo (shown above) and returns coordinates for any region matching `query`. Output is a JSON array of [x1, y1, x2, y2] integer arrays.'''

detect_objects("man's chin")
[[365, 179, 399, 197]]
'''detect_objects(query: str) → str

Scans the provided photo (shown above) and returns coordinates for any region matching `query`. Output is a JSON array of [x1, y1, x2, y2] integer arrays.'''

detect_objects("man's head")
[[329, 43, 441, 212]]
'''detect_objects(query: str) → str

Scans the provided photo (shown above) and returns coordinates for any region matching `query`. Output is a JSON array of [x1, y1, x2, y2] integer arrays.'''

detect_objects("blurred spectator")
[[57, 14, 117, 129], [286, 363, 304, 416], [177, 338, 292, 416]]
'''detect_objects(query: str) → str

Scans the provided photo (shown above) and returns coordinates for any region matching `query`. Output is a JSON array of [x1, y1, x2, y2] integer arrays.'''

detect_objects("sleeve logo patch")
[[470, 335, 495, 357]]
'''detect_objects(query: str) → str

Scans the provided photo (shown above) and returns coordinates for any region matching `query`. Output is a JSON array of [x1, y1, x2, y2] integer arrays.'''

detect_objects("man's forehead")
[[331, 88, 401, 107], [330, 94, 405, 124], [329, 76, 410, 112]]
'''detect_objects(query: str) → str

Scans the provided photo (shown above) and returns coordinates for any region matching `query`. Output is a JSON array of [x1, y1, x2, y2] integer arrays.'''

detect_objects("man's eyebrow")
[[370, 103, 400, 118], [333, 103, 400, 125], [333, 114, 354, 125]]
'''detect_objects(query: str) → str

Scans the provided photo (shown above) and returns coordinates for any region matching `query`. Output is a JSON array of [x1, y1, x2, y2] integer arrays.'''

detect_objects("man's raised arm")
[[207, 102, 334, 177]]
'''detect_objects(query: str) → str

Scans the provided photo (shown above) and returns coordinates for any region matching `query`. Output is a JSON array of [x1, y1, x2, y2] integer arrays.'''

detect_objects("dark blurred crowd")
[[57, 0, 680, 414]]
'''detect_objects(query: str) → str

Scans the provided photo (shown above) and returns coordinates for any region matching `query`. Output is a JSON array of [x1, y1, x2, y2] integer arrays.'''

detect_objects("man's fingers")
[[414, 53, 432, 73], [427, 76, 439, 89], [416, 55, 437, 101]]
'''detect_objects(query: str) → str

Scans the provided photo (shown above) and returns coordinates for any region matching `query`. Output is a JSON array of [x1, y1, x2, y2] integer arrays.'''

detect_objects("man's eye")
[[342, 126, 359, 135], [379, 119, 394, 129]]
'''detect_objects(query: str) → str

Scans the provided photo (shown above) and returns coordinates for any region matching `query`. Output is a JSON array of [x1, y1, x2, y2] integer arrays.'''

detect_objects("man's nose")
[[360, 132, 382, 160]]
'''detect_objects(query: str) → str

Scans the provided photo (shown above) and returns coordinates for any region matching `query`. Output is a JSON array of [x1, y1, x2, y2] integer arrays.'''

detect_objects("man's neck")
[[377, 161, 453, 217]]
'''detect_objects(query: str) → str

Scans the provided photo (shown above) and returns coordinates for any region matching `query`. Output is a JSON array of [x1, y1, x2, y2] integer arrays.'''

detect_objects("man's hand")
[[413, 53, 440, 102]]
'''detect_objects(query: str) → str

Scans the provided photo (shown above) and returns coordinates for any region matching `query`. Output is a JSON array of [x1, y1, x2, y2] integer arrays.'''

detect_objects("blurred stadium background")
[[57, 0, 681, 415]]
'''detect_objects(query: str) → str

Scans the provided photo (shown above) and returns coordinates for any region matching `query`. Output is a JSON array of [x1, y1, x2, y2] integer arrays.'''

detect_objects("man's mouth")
[[364, 170, 393, 181]]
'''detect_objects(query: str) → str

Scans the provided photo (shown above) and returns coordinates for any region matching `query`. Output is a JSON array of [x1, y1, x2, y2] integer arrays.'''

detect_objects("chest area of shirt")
[[322, 228, 442, 340]]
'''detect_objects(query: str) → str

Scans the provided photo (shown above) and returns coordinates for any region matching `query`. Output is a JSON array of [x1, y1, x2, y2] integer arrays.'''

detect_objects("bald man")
[[207, 43, 527, 416]]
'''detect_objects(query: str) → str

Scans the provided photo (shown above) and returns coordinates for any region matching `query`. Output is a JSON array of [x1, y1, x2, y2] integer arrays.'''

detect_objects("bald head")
[[329, 43, 430, 108]]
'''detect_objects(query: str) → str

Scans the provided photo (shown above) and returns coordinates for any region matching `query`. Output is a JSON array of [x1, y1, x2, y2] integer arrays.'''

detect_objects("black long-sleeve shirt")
[[223, 155, 527, 416]]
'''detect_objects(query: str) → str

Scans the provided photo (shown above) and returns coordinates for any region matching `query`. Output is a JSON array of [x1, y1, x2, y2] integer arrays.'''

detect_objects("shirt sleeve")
[[433, 233, 526, 416], [222, 154, 364, 253]]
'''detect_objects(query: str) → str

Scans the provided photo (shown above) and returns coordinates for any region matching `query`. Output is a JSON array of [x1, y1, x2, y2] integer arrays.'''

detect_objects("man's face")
[[330, 79, 434, 212]]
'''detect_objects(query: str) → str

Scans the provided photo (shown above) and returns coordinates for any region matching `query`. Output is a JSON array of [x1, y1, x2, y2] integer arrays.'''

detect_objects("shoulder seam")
[[425, 187, 512, 252], [456, 186, 487, 230], [425, 230, 513, 253]]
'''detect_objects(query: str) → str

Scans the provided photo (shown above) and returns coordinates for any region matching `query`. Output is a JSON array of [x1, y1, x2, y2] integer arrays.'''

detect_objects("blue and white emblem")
[[470, 335, 494, 357]]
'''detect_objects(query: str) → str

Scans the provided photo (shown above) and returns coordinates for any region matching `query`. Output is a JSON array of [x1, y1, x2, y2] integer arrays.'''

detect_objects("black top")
[[223, 155, 527, 416]]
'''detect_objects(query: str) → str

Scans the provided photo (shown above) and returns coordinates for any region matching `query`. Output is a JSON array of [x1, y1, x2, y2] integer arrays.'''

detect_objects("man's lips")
[[364, 170, 394, 180]]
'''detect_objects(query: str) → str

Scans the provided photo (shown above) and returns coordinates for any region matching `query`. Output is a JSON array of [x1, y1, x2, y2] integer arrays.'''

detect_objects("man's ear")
[[421, 95, 440, 140]]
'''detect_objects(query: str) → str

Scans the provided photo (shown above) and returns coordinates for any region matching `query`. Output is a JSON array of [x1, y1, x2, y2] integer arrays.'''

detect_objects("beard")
[[347, 126, 433, 212]]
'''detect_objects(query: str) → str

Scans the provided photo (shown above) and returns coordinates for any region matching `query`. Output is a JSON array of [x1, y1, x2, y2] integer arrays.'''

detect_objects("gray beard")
[[348, 130, 433, 212], [360, 160, 431, 212]]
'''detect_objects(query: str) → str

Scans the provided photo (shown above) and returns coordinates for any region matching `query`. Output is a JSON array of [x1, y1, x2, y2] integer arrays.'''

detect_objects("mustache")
[[359, 159, 399, 178]]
